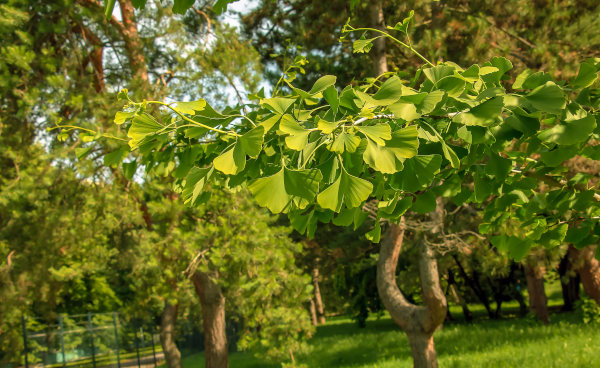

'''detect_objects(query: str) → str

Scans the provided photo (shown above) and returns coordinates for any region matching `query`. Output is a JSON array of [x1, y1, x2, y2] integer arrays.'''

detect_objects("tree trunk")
[[569, 244, 600, 305], [160, 302, 182, 368], [192, 272, 229, 368], [118, 0, 149, 84], [308, 299, 318, 326], [376, 198, 447, 368], [448, 281, 472, 322], [558, 249, 580, 311], [368, 0, 388, 76], [524, 264, 549, 323], [452, 255, 494, 319], [407, 333, 438, 368], [311, 264, 326, 324]]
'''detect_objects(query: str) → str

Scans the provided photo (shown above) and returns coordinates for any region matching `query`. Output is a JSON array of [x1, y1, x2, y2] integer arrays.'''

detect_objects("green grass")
[[174, 309, 600, 367]]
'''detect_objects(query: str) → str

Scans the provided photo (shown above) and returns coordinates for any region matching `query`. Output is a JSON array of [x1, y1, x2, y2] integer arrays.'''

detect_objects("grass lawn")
[[173, 303, 600, 367]]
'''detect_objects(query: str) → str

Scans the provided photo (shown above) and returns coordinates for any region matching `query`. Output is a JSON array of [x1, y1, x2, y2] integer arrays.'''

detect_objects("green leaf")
[[104, 0, 116, 19], [262, 97, 296, 115], [173, 0, 194, 14], [453, 97, 504, 126], [213, 143, 245, 175], [249, 168, 323, 213], [356, 123, 391, 145], [390, 10, 414, 34], [537, 115, 596, 145], [539, 146, 578, 166], [131, 0, 147, 8], [75, 146, 92, 159], [239, 126, 264, 158], [175, 99, 206, 114], [570, 62, 599, 89], [353, 38, 375, 53], [412, 191, 436, 214], [279, 115, 310, 151], [182, 167, 213, 206], [363, 138, 403, 174], [122, 161, 137, 180], [323, 86, 339, 114], [328, 131, 361, 153], [309, 75, 337, 94], [372, 76, 403, 104], [441, 143, 460, 168], [386, 125, 419, 158], [213, 0, 239, 14], [437, 76, 466, 97], [491, 235, 532, 261], [525, 82, 566, 114], [114, 111, 134, 125], [128, 113, 163, 148], [317, 168, 373, 212], [365, 222, 382, 243], [104, 146, 128, 167], [317, 118, 338, 134], [396, 155, 442, 192], [423, 65, 455, 84], [389, 102, 421, 121]]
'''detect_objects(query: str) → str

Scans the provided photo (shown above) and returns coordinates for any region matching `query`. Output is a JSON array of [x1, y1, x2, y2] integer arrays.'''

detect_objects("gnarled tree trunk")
[[311, 263, 326, 324], [376, 198, 447, 368], [160, 302, 182, 368], [569, 244, 600, 305], [524, 263, 549, 324], [192, 272, 229, 368]]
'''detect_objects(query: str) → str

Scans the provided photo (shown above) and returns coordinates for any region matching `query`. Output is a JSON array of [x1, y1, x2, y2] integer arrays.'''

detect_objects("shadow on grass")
[[297, 311, 592, 368]]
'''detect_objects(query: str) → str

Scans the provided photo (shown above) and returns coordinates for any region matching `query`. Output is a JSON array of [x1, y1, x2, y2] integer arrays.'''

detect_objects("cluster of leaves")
[[113, 34, 600, 260]]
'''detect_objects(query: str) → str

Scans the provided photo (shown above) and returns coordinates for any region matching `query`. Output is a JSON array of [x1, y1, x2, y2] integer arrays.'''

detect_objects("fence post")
[[21, 315, 29, 368], [134, 325, 141, 368], [87, 313, 97, 368], [112, 312, 121, 368], [58, 314, 67, 368]]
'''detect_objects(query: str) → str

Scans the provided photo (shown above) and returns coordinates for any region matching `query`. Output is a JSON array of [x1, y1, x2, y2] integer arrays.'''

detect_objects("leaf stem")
[[347, 27, 434, 67], [146, 100, 239, 137]]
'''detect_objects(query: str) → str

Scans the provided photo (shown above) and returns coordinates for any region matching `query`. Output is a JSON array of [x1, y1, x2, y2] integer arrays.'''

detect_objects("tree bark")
[[376, 198, 447, 368], [118, 0, 149, 84], [558, 249, 580, 311], [311, 264, 326, 324], [569, 244, 600, 306], [192, 272, 229, 368], [524, 263, 549, 324], [308, 299, 318, 326], [452, 255, 494, 319], [368, 0, 388, 76], [160, 302, 183, 368], [447, 270, 472, 322]]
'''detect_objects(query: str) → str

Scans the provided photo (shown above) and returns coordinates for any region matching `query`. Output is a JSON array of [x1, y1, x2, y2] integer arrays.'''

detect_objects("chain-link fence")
[[19, 313, 162, 368]]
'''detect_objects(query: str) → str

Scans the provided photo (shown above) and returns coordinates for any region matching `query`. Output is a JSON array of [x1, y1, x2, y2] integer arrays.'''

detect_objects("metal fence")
[[20, 313, 162, 368]]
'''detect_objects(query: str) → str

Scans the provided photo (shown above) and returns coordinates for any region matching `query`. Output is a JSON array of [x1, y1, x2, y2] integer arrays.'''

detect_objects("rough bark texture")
[[558, 249, 581, 311], [368, 0, 388, 76], [311, 264, 326, 324], [192, 272, 229, 368], [160, 302, 183, 368], [376, 198, 447, 368], [118, 0, 149, 83], [569, 244, 600, 305], [524, 264, 549, 324]]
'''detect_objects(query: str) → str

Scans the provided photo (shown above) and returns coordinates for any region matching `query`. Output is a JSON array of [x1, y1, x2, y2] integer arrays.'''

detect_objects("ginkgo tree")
[[89, 6, 600, 367]]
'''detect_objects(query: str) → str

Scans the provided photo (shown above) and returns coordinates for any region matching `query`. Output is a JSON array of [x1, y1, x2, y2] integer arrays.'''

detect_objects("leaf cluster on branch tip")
[[106, 17, 600, 260]]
